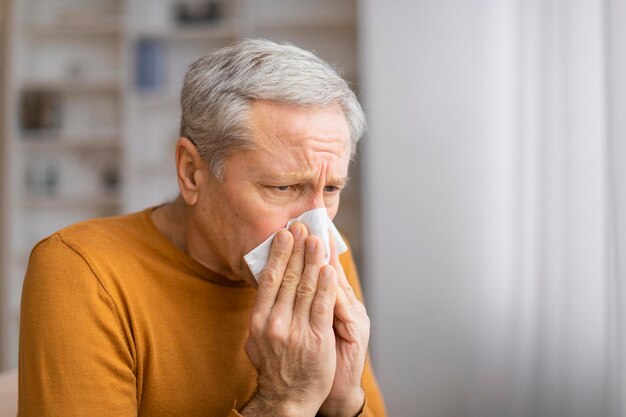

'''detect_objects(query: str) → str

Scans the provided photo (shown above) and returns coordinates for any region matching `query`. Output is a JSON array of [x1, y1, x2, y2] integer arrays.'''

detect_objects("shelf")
[[22, 79, 122, 93], [22, 195, 122, 209], [25, 21, 124, 37], [136, 23, 236, 41], [254, 15, 356, 31], [21, 137, 121, 152], [22, 138, 122, 152], [132, 92, 180, 107]]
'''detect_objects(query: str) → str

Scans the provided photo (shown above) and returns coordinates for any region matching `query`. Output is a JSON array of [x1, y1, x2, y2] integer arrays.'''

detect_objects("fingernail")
[[322, 266, 333, 279], [276, 230, 288, 245], [292, 223, 302, 240], [307, 238, 317, 254]]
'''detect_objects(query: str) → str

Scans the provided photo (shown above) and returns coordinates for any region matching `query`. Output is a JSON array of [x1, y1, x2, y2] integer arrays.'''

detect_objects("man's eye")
[[324, 186, 341, 193], [274, 185, 292, 191]]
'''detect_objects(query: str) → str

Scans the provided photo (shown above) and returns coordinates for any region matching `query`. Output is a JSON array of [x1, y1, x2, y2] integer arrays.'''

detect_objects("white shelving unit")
[[1, 0, 127, 369], [0, 0, 11, 377], [1, 0, 361, 370]]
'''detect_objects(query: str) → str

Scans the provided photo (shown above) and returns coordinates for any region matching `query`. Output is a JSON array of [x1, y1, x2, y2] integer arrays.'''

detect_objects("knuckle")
[[249, 316, 264, 336], [353, 301, 369, 319], [258, 269, 280, 288], [281, 271, 300, 287], [305, 257, 319, 268], [270, 246, 292, 263], [311, 299, 332, 316], [274, 246, 291, 259], [266, 317, 287, 341], [296, 281, 316, 298], [342, 284, 356, 295]]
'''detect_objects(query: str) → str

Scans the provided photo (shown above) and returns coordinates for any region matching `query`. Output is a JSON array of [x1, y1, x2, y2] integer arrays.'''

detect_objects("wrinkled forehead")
[[248, 100, 351, 153]]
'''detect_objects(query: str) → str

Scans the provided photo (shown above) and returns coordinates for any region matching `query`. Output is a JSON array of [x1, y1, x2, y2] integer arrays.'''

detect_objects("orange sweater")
[[19, 208, 386, 416]]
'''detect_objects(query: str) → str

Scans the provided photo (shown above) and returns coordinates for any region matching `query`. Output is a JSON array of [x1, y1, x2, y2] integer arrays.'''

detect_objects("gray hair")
[[179, 38, 365, 179]]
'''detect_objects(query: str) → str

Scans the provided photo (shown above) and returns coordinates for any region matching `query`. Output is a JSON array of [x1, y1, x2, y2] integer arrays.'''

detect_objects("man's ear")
[[175, 137, 206, 206]]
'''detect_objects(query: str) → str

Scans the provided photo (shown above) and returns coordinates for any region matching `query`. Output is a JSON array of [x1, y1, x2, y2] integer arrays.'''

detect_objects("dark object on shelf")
[[101, 166, 120, 192], [174, 0, 222, 25], [25, 157, 59, 196], [135, 39, 165, 91], [20, 91, 62, 132]]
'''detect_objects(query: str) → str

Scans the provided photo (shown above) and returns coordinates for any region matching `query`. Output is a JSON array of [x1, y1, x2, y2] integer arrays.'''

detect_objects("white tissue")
[[244, 208, 348, 281]]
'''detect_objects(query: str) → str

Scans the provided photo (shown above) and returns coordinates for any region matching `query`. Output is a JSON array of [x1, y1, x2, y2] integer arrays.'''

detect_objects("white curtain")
[[510, 0, 618, 416], [608, 0, 626, 415], [361, 0, 625, 416]]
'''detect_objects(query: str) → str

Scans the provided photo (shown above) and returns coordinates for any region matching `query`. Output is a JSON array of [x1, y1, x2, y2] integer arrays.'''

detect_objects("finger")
[[329, 235, 351, 308], [332, 266, 355, 323], [328, 230, 343, 274], [333, 315, 367, 345], [329, 233, 358, 305], [252, 230, 293, 322], [272, 222, 309, 320], [293, 236, 324, 325], [310, 265, 338, 334]]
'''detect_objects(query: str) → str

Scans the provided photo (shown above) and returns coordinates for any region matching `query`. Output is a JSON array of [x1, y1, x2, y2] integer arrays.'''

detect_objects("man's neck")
[[151, 197, 189, 254], [150, 197, 251, 286]]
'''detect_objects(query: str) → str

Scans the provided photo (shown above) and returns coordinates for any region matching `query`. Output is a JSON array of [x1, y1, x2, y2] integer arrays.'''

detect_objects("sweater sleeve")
[[19, 234, 137, 416], [339, 247, 387, 417]]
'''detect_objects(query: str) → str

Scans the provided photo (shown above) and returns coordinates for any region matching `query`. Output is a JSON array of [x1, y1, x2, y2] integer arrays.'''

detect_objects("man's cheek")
[[242, 223, 283, 255]]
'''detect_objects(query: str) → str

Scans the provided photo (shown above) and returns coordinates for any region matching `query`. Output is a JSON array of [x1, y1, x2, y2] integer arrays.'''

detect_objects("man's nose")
[[294, 190, 326, 217], [308, 190, 326, 210]]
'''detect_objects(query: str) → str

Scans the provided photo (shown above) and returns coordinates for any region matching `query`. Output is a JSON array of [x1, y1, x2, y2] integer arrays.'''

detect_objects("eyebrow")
[[268, 173, 351, 187]]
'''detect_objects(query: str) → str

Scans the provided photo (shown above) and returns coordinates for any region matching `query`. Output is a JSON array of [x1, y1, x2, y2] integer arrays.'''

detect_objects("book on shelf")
[[20, 91, 62, 132]]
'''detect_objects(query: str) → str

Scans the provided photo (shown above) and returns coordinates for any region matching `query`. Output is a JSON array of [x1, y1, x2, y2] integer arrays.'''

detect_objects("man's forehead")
[[249, 100, 351, 148]]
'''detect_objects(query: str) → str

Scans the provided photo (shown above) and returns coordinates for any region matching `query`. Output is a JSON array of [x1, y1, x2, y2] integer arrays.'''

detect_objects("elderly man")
[[19, 39, 386, 416]]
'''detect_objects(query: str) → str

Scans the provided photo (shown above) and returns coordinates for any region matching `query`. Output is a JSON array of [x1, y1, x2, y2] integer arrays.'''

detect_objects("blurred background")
[[1, 0, 626, 416]]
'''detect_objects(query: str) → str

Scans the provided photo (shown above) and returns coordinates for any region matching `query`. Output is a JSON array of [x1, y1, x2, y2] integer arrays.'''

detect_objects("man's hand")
[[317, 236, 370, 417], [242, 223, 339, 417]]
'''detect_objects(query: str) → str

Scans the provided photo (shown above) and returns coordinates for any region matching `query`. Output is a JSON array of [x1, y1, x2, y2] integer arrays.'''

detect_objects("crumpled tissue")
[[244, 208, 348, 281]]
